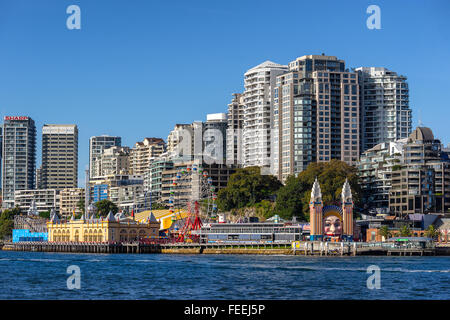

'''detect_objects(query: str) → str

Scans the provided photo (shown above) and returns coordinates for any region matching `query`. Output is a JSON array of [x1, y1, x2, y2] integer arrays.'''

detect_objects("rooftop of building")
[[245, 60, 287, 73], [408, 127, 435, 142]]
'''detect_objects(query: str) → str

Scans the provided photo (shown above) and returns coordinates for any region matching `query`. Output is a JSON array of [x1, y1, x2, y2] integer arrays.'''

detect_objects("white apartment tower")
[[356, 67, 412, 152], [242, 61, 288, 168], [226, 93, 244, 165], [89, 135, 121, 179]]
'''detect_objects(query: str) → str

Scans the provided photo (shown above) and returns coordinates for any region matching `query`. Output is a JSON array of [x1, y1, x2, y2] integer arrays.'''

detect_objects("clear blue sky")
[[1, 0, 449, 187]]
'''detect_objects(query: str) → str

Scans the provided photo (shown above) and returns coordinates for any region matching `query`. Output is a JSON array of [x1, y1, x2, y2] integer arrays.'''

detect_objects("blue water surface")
[[0, 251, 448, 300]]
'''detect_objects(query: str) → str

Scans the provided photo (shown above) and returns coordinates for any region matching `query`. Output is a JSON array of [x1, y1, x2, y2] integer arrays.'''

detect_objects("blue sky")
[[1, 0, 449, 187]]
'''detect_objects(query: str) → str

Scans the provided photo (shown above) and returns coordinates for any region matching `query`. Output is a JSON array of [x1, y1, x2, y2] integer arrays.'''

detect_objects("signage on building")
[[4, 116, 29, 121]]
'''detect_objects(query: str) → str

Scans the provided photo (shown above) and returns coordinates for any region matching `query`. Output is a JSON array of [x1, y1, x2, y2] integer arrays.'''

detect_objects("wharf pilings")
[[1, 241, 446, 256]]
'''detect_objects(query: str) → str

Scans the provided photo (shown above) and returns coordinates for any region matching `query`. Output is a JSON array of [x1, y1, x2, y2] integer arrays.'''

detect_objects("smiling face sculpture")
[[324, 214, 342, 236]]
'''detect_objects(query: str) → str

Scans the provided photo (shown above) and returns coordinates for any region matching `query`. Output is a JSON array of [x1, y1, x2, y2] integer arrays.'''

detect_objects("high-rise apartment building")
[[0, 124, 3, 189], [203, 113, 227, 164], [89, 135, 121, 179], [356, 67, 412, 152], [130, 138, 166, 175], [389, 127, 450, 216], [274, 55, 360, 182], [92, 146, 131, 178], [60, 188, 84, 218], [167, 124, 194, 160], [144, 157, 174, 202], [41, 124, 78, 190], [358, 139, 406, 212], [14, 189, 60, 214], [2, 116, 36, 208], [167, 115, 227, 164], [242, 61, 288, 168], [226, 93, 244, 166]]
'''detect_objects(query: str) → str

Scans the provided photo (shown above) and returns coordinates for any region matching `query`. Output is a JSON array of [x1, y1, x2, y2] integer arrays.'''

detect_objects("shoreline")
[[2, 241, 449, 256]]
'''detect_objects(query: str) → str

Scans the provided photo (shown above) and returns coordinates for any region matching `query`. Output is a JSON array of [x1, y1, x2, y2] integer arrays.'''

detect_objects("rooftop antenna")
[[418, 109, 424, 127]]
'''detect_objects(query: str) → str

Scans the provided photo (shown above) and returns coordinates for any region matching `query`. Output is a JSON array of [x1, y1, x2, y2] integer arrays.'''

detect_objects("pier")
[[3, 240, 447, 255]]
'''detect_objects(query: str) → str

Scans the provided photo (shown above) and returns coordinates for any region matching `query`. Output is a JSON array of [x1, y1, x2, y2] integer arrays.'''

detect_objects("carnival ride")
[[168, 163, 218, 242]]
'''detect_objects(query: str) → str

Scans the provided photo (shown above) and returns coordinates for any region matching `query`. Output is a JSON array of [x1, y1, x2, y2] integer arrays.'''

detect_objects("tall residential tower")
[[2, 116, 36, 208], [242, 61, 288, 169], [89, 135, 121, 179], [274, 54, 360, 182], [356, 67, 412, 152], [41, 124, 78, 189]]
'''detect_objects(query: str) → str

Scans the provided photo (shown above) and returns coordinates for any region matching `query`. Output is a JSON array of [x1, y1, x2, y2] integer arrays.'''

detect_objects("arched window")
[[120, 229, 128, 242]]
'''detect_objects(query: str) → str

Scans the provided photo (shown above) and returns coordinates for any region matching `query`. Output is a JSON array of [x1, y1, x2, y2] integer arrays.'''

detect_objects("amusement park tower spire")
[[310, 177, 322, 203], [341, 178, 353, 204]]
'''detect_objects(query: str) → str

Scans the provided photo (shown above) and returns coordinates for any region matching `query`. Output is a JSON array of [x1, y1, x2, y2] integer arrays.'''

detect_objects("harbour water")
[[0, 251, 449, 300]]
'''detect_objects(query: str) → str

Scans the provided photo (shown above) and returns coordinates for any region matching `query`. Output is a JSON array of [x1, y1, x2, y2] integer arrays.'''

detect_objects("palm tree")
[[399, 225, 412, 237], [379, 225, 391, 241], [425, 225, 440, 241]]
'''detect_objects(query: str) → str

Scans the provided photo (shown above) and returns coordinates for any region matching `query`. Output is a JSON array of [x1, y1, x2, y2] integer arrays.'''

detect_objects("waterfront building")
[[47, 211, 160, 242], [59, 188, 84, 218], [130, 138, 166, 176], [358, 214, 439, 242], [389, 127, 450, 216], [309, 178, 355, 241], [2, 116, 36, 208], [198, 222, 302, 243], [242, 61, 288, 169], [274, 54, 360, 182], [356, 67, 412, 152], [358, 139, 406, 213], [89, 135, 121, 179], [41, 124, 78, 190], [14, 189, 59, 214], [226, 93, 244, 166]]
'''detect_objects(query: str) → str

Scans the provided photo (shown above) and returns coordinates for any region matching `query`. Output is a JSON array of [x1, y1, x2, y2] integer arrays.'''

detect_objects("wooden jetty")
[[1, 240, 445, 256]]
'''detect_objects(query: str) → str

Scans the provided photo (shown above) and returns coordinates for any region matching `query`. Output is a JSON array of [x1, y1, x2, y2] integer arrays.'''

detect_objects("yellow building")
[[135, 209, 189, 230], [47, 211, 160, 242]]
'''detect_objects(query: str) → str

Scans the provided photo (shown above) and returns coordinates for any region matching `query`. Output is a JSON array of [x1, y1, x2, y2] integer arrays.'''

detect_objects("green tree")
[[0, 207, 21, 239], [254, 200, 276, 219], [274, 175, 308, 220], [217, 167, 282, 211], [151, 202, 168, 210], [39, 211, 51, 219], [425, 225, 440, 240], [77, 198, 85, 214], [273, 160, 361, 220], [94, 200, 118, 217], [379, 225, 392, 241], [399, 225, 412, 237]]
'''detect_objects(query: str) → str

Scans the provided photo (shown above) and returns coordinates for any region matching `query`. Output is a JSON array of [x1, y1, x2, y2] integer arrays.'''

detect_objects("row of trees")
[[217, 160, 361, 221], [380, 225, 441, 240], [0, 207, 20, 239]]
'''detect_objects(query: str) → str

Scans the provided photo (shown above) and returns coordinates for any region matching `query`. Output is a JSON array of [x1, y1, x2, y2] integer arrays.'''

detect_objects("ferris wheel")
[[168, 163, 218, 242]]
